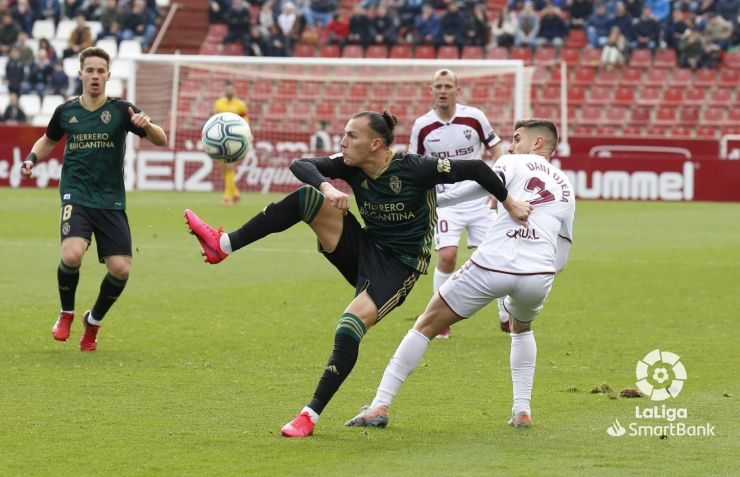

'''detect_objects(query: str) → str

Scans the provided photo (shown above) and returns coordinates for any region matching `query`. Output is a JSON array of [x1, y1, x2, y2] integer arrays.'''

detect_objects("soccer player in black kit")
[[184, 111, 531, 437]]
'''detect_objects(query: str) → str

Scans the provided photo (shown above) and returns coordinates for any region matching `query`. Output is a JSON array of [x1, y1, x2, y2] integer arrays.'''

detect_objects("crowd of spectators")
[[208, 0, 739, 68]]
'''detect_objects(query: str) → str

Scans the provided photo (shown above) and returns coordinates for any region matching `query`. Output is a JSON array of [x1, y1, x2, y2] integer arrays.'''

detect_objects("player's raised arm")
[[289, 155, 352, 211], [128, 106, 167, 146]]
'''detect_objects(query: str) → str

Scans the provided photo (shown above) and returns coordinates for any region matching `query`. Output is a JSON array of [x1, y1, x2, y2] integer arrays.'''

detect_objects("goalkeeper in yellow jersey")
[[213, 80, 248, 205]]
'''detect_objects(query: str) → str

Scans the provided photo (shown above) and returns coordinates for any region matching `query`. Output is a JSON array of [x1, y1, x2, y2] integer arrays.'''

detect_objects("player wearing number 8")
[[346, 119, 575, 430], [20, 47, 167, 351]]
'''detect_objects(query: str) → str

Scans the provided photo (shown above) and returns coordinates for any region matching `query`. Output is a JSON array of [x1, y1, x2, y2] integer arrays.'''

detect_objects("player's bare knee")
[[61, 249, 83, 268], [437, 247, 457, 273]]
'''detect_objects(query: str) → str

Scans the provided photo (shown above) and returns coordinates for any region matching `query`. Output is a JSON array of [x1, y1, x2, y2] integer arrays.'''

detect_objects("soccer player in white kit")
[[409, 68, 506, 338], [346, 119, 575, 429]]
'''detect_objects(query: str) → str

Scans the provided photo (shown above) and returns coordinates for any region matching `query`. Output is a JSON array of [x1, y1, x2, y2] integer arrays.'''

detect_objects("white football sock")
[[433, 268, 452, 292], [510, 330, 536, 416], [497, 298, 509, 323], [371, 329, 430, 408], [219, 233, 232, 254], [301, 406, 319, 424], [86, 312, 102, 326]]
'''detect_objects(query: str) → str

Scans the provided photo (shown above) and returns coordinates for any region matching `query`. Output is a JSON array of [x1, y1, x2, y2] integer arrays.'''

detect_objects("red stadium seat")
[[251, 81, 273, 98], [603, 106, 628, 125], [315, 103, 336, 118], [653, 49, 677, 68], [531, 66, 551, 86], [532, 105, 556, 120], [268, 101, 288, 117], [629, 106, 651, 126], [293, 43, 315, 57], [594, 68, 621, 86], [622, 126, 643, 136], [533, 47, 556, 66], [580, 48, 602, 66], [540, 85, 560, 105], [559, 48, 580, 66], [708, 88, 734, 106], [320, 44, 341, 57], [579, 105, 602, 122], [652, 106, 677, 126], [486, 47, 509, 60], [292, 101, 313, 119], [371, 83, 393, 97], [565, 28, 587, 49], [693, 68, 717, 87], [511, 47, 532, 63], [349, 83, 369, 98], [389, 44, 411, 58], [629, 49, 652, 68], [661, 87, 684, 106], [414, 45, 436, 59], [573, 125, 594, 135], [596, 125, 617, 135], [620, 68, 643, 86], [677, 106, 700, 125], [695, 126, 718, 138], [461, 46, 484, 59], [276, 81, 298, 99], [683, 88, 706, 106], [325, 81, 345, 99], [470, 83, 490, 103], [645, 126, 670, 137], [728, 108, 740, 124], [644, 69, 668, 87], [199, 42, 219, 55], [613, 87, 635, 106], [365, 45, 387, 58], [670, 126, 691, 138], [572, 66, 596, 86], [587, 86, 612, 105], [342, 44, 364, 58], [718, 69, 739, 87], [668, 68, 693, 87], [437, 45, 459, 59], [702, 106, 725, 126], [722, 51, 740, 69], [338, 100, 363, 117], [568, 86, 586, 106], [636, 87, 661, 106]]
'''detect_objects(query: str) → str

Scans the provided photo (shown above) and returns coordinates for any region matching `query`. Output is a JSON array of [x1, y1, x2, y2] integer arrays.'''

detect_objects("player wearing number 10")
[[20, 47, 167, 351], [346, 119, 575, 430]]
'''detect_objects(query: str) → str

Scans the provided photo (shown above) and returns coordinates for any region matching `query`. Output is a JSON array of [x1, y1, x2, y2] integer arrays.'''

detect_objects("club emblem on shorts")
[[389, 175, 402, 194], [62, 222, 71, 236], [101, 110, 111, 124], [437, 158, 451, 173], [464, 129, 472, 140]]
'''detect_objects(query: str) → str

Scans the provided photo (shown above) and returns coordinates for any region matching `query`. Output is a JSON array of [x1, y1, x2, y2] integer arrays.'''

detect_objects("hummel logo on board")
[[69, 116, 78, 124]]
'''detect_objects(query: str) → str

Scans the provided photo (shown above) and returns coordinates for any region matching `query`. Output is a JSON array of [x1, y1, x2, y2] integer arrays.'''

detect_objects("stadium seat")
[[19, 94, 41, 117], [342, 44, 363, 58], [510, 47, 532, 63], [51, 39, 66, 59], [110, 58, 133, 79], [41, 95, 64, 115], [629, 49, 652, 68], [671, 126, 691, 138], [389, 44, 411, 59], [118, 40, 142, 58], [565, 28, 587, 49], [722, 51, 740, 69], [31, 114, 52, 126], [531, 66, 550, 86], [653, 49, 677, 68], [533, 47, 556, 66], [539, 85, 560, 105], [371, 83, 393, 97], [619, 67, 643, 86], [319, 44, 340, 57], [728, 108, 740, 124], [267, 101, 287, 117], [461, 46, 483, 59], [587, 86, 612, 105], [276, 81, 298, 99], [532, 105, 556, 119], [668, 68, 693, 87], [652, 106, 677, 126], [251, 81, 273, 98], [87, 21, 102, 40], [572, 125, 594, 135], [437, 46, 459, 59], [55, 19, 76, 41], [572, 67, 595, 86], [613, 86, 635, 106], [596, 125, 617, 135], [708, 88, 733, 106], [579, 48, 602, 66], [693, 68, 717, 87], [365, 45, 387, 58], [594, 68, 620, 86], [644, 69, 668, 87], [31, 19, 55, 40], [414, 45, 436, 59], [695, 126, 718, 138], [718, 69, 739, 88], [470, 83, 490, 103], [645, 126, 669, 137], [63, 57, 78, 78], [683, 88, 706, 106], [622, 126, 643, 136], [603, 106, 628, 125], [349, 82, 369, 99], [315, 103, 336, 118], [636, 87, 661, 106], [96, 38, 118, 58], [579, 105, 602, 122], [567, 86, 586, 106], [294, 43, 315, 57], [701, 106, 725, 126], [291, 101, 313, 119], [661, 87, 684, 106], [206, 23, 227, 40], [559, 48, 580, 66], [486, 47, 508, 60], [629, 106, 651, 126]]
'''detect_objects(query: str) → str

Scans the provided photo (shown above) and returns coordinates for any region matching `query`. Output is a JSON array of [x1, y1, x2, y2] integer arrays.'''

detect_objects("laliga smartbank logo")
[[607, 349, 716, 438]]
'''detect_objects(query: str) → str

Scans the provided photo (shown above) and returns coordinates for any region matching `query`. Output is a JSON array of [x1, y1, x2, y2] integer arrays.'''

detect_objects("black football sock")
[[307, 313, 366, 415], [90, 273, 127, 322], [228, 185, 324, 251], [58, 260, 80, 312]]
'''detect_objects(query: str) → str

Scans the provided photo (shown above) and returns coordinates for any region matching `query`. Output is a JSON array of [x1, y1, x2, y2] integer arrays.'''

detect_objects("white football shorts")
[[435, 204, 495, 250], [439, 259, 555, 323]]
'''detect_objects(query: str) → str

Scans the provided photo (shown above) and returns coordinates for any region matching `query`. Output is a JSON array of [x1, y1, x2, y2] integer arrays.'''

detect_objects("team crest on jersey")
[[437, 158, 451, 173], [389, 175, 402, 193], [62, 222, 70, 236], [464, 129, 472, 140], [100, 110, 111, 124], [361, 179, 369, 189]]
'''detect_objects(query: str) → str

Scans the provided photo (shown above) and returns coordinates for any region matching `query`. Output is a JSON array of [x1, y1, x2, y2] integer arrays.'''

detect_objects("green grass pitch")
[[1, 188, 738, 476]]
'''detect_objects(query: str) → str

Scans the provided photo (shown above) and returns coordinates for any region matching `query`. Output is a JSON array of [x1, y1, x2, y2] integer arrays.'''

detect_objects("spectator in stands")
[[644, 0, 669, 23], [304, 0, 336, 28], [13, 31, 35, 64], [97, 0, 122, 40], [665, 8, 690, 48], [82, 0, 104, 20], [2, 92, 27, 124], [245, 24, 269, 55], [623, 0, 643, 18], [5, 47, 26, 94], [120, 0, 157, 47], [464, 3, 489, 47], [490, 6, 517, 48], [209, 0, 231, 23], [585, 2, 611, 47], [0, 12, 20, 55], [677, 28, 708, 68], [23, 48, 54, 96], [49, 59, 70, 95], [515, 1, 540, 50], [309, 119, 332, 152], [611, 2, 637, 47], [634, 5, 660, 50], [322, 10, 349, 47], [537, 5, 569, 51], [413, 3, 441, 47], [62, 0, 84, 20], [440, 1, 466, 50], [223, 0, 250, 45], [704, 12, 734, 50], [601, 25, 628, 65], [268, 24, 290, 56], [370, 4, 399, 47], [277, 1, 298, 52], [714, 0, 738, 22], [38, 37, 58, 62], [566, 0, 593, 29], [258, 0, 274, 33], [398, 0, 423, 30], [63, 14, 93, 58], [11, 0, 34, 35], [38, 0, 62, 25], [347, 4, 372, 48]]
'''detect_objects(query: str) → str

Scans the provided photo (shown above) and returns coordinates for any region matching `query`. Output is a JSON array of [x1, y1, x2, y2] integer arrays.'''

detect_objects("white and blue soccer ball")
[[201, 112, 252, 163]]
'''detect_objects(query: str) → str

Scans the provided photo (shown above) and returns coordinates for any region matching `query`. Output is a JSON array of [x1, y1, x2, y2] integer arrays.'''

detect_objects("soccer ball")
[[201, 112, 252, 163]]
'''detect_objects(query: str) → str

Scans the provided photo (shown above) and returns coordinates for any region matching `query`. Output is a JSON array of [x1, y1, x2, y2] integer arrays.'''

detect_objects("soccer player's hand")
[[321, 183, 350, 213], [503, 198, 532, 225], [488, 195, 498, 210], [129, 107, 151, 129], [21, 160, 33, 179]]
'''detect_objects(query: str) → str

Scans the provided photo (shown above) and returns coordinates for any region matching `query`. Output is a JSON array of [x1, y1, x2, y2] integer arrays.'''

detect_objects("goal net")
[[125, 55, 533, 193]]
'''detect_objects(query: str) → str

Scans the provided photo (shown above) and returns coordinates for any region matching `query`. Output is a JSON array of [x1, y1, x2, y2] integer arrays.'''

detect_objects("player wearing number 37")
[[20, 47, 167, 351], [346, 119, 575, 430]]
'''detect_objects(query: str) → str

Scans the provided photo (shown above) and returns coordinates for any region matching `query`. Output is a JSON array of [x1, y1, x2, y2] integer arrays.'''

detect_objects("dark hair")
[[79, 46, 110, 69], [353, 110, 397, 146], [513, 118, 559, 148]]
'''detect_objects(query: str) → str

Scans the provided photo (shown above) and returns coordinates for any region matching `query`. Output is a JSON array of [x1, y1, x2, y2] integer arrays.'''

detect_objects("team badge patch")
[[361, 179, 369, 189], [464, 129, 472, 140], [389, 175, 402, 193], [437, 158, 451, 173], [62, 222, 71, 236], [101, 110, 111, 124]]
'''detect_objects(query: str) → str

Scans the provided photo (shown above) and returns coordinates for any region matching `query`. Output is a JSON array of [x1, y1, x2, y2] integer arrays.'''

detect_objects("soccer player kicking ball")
[[183, 111, 533, 438], [21, 47, 167, 351], [346, 119, 574, 429]]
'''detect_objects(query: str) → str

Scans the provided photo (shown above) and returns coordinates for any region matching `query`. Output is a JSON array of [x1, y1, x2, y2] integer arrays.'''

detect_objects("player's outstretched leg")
[[184, 210, 228, 264], [79, 311, 100, 351], [344, 405, 389, 428]]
